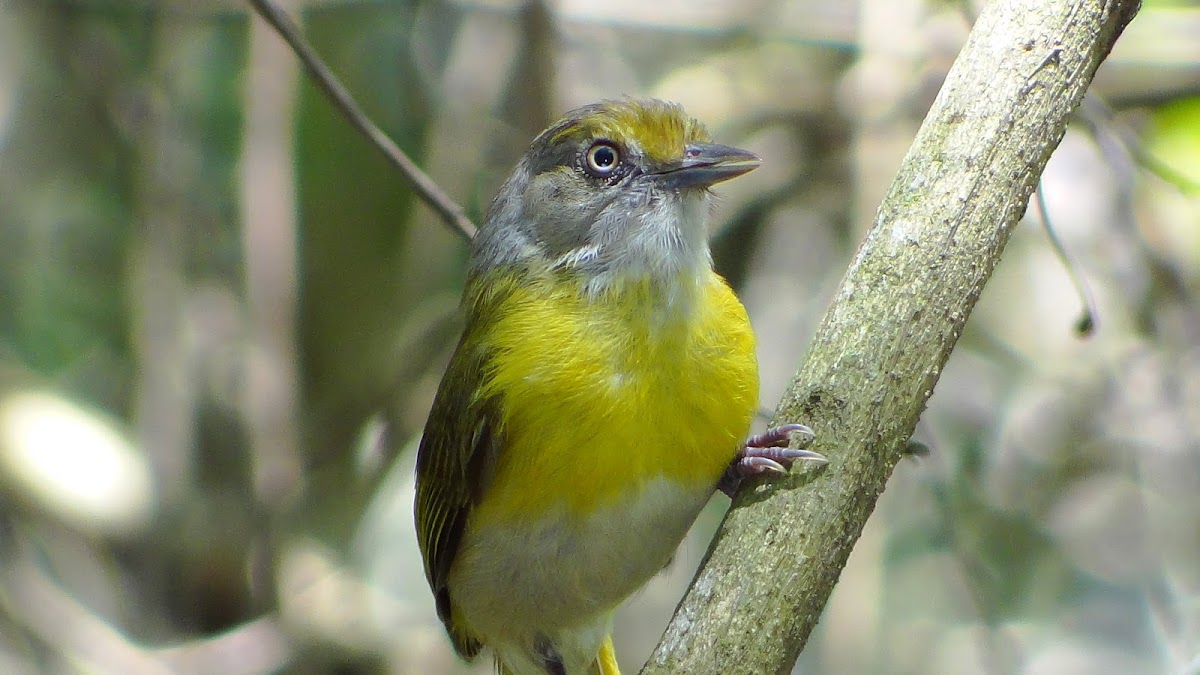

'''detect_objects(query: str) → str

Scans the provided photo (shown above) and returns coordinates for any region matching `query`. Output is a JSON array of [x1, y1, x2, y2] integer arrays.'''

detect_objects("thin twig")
[[245, 0, 477, 241], [1034, 182, 1099, 336]]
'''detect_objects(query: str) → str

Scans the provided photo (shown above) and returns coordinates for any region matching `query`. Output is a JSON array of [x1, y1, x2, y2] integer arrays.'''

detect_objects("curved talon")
[[745, 423, 815, 450], [743, 445, 827, 464], [740, 456, 788, 474]]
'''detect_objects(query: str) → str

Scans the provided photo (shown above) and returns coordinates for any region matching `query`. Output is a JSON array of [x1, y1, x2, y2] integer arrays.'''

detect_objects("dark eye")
[[584, 141, 621, 177]]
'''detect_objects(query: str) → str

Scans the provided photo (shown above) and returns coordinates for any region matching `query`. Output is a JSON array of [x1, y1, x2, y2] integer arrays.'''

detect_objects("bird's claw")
[[744, 422, 815, 450], [718, 423, 827, 498]]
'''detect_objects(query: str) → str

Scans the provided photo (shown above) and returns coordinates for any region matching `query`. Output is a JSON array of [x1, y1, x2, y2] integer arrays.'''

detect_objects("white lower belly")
[[448, 477, 713, 641]]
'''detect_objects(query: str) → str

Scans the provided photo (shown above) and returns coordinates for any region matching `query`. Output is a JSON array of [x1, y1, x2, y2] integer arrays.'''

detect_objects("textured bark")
[[641, 1, 1141, 673]]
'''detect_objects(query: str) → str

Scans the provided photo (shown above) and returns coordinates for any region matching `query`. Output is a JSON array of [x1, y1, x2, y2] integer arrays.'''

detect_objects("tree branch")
[[244, 0, 477, 241], [641, 1, 1141, 673]]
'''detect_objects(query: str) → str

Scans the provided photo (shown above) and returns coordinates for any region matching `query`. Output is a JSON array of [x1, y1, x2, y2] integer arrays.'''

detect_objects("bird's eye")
[[583, 141, 621, 177]]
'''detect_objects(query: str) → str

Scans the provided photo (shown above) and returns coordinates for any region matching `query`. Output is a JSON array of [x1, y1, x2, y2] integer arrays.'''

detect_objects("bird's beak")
[[656, 143, 761, 189]]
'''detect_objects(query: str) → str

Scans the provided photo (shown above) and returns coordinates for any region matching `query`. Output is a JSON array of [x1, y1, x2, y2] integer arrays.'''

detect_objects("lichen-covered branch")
[[641, 1, 1141, 673]]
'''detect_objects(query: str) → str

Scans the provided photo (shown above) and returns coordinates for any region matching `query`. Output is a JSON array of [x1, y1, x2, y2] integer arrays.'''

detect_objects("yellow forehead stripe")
[[551, 99, 713, 166]]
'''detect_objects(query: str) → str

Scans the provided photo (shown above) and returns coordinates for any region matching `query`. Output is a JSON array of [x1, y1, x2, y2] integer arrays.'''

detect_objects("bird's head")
[[472, 99, 760, 295]]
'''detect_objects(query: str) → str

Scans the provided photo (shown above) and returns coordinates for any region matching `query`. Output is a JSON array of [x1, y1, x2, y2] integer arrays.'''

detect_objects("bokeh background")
[[1, 0, 1198, 673]]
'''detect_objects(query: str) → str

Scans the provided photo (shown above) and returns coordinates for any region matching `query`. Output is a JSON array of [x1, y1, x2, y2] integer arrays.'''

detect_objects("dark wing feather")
[[414, 326, 501, 659]]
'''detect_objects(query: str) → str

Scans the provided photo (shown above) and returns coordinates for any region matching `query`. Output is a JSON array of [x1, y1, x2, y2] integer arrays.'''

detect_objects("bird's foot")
[[718, 423, 826, 498], [534, 636, 567, 675]]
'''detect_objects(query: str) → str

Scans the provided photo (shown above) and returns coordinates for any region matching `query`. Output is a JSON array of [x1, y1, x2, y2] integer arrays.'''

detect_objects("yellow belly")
[[447, 269, 758, 650], [475, 269, 758, 521]]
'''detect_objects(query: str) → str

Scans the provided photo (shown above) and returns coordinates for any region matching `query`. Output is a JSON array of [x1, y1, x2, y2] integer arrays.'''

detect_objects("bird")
[[414, 98, 823, 675]]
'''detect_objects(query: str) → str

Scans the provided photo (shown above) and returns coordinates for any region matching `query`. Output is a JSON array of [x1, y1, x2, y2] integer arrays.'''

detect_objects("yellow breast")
[[471, 268, 759, 525]]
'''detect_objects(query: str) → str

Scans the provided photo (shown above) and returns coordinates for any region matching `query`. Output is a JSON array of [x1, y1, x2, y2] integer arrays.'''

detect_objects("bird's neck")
[[576, 191, 713, 311]]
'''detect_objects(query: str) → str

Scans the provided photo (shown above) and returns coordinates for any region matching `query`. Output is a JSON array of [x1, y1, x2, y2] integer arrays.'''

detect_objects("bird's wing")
[[414, 326, 499, 659]]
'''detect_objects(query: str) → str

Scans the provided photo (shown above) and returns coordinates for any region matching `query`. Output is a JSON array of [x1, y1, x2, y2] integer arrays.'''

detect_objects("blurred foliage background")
[[0, 0, 1198, 673]]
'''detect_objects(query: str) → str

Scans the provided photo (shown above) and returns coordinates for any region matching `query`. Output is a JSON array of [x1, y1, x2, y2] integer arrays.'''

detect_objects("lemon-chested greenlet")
[[414, 98, 824, 675]]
